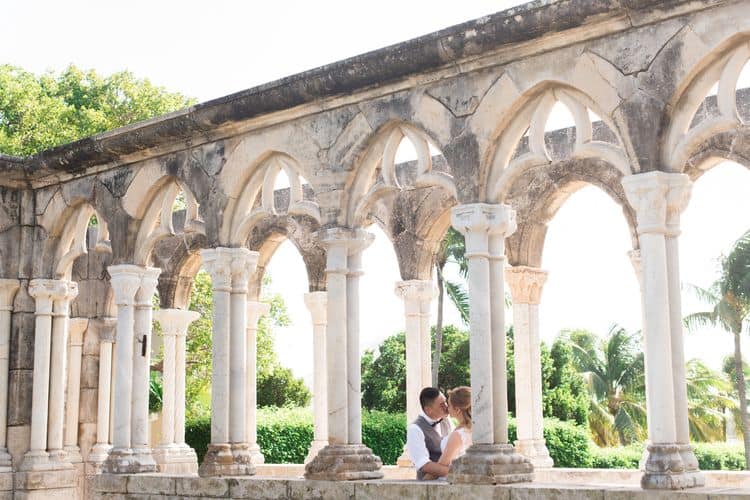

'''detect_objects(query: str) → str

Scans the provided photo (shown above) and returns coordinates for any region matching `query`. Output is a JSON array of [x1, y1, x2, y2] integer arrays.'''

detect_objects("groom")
[[405, 387, 452, 480]]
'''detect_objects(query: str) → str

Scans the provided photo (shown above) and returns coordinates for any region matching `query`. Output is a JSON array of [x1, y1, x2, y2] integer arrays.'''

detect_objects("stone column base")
[[20, 450, 74, 472], [102, 447, 156, 474], [641, 443, 704, 489], [88, 443, 112, 469], [304, 440, 328, 465], [153, 444, 199, 474], [448, 444, 534, 484], [15, 468, 76, 499], [248, 443, 265, 464], [304, 444, 384, 480], [198, 443, 255, 477], [63, 445, 83, 464], [515, 439, 553, 468], [396, 445, 413, 467]]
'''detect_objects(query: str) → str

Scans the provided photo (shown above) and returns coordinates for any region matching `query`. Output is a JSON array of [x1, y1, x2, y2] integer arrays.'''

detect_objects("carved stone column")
[[394, 280, 434, 467], [89, 318, 117, 466], [22, 279, 72, 471], [623, 172, 702, 489], [46, 281, 78, 465], [104, 265, 143, 473], [448, 204, 533, 485], [152, 308, 200, 474], [246, 300, 270, 465], [665, 175, 703, 486], [0, 279, 19, 470], [228, 249, 257, 471], [505, 266, 553, 468], [130, 267, 159, 472], [63, 317, 89, 463], [304, 228, 383, 481], [303, 292, 328, 464], [199, 247, 255, 477]]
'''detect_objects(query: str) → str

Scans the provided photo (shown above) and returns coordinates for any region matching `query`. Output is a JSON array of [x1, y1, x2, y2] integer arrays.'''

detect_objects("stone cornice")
[[0, 0, 729, 187]]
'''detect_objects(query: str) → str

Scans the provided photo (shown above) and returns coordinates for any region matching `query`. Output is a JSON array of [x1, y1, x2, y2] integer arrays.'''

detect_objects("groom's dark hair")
[[419, 387, 441, 409]]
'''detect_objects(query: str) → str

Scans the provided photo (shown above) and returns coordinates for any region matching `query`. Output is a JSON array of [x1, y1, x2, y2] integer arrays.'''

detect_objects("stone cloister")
[[1, 0, 750, 497]]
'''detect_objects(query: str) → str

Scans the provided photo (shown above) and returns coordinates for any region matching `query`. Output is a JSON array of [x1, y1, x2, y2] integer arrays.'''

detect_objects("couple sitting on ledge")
[[405, 386, 472, 481]]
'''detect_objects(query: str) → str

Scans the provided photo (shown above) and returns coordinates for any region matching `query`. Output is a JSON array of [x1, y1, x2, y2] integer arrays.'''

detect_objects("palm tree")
[[564, 326, 646, 446], [684, 229, 750, 468], [685, 359, 736, 442], [432, 227, 469, 386]]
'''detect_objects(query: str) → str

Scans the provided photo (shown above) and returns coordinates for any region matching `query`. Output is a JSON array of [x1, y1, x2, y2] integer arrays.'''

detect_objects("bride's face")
[[447, 400, 460, 419]]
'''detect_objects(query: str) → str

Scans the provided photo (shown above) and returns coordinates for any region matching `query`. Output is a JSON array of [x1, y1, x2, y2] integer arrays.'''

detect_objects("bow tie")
[[430, 418, 444, 427]]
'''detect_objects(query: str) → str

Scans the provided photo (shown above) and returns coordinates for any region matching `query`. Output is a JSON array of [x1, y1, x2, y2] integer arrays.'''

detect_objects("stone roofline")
[[0, 0, 723, 186]]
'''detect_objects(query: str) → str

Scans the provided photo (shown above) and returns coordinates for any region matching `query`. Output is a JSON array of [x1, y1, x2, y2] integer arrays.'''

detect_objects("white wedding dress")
[[439, 427, 472, 459]]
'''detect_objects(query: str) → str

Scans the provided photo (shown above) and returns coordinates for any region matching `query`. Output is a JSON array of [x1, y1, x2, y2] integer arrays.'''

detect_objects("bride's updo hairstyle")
[[448, 386, 472, 429]]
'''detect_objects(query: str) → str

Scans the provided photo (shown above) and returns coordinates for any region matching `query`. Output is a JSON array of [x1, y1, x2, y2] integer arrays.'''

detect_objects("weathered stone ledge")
[[91, 473, 750, 500]]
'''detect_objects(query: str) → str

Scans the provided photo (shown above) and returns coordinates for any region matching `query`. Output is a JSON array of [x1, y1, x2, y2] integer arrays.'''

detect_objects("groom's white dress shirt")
[[405, 410, 453, 471]]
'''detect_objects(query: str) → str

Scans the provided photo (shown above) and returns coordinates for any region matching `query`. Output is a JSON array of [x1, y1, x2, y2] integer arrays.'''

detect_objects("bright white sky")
[[4, 0, 750, 387]]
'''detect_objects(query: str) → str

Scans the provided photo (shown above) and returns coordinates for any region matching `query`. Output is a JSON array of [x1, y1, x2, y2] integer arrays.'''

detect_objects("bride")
[[439, 386, 472, 463], [423, 385, 472, 480]]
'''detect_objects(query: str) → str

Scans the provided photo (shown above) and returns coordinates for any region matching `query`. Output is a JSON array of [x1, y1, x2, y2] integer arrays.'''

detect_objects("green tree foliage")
[[0, 64, 195, 156], [362, 325, 590, 427], [185, 270, 309, 417], [685, 229, 750, 468], [564, 326, 646, 446]]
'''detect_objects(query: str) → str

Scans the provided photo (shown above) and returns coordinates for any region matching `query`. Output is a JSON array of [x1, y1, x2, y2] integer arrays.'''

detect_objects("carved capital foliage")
[[394, 280, 435, 303], [303, 292, 327, 326], [92, 317, 118, 343], [622, 172, 670, 235], [504, 266, 547, 305], [247, 300, 271, 327], [29, 278, 76, 314], [200, 248, 234, 292], [0, 279, 20, 311], [152, 308, 200, 337], [107, 265, 144, 306], [451, 203, 516, 257]]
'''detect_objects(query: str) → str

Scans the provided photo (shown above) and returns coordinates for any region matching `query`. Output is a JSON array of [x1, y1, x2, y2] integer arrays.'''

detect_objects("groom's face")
[[424, 393, 449, 420]]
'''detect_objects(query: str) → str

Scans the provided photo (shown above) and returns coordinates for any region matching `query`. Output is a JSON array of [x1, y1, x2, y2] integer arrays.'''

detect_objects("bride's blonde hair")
[[448, 386, 472, 429]]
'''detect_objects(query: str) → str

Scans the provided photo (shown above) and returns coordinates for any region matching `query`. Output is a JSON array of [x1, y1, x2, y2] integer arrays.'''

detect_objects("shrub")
[[694, 443, 745, 471], [590, 444, 642, 469], [362, 411, 407, 465], [185, 408, 407, 465]]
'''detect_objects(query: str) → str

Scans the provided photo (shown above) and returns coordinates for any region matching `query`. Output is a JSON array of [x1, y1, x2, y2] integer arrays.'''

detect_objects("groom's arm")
[[405, 425, 449, 478]]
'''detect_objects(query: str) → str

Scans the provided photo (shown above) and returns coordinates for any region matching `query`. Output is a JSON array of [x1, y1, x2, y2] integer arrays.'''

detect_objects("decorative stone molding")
[[152, 308, 201, 474], [504, 266, 548, 305], [304, 292, 328, 464], [622, 172, 671, 235], [0, 279, 18, 470]]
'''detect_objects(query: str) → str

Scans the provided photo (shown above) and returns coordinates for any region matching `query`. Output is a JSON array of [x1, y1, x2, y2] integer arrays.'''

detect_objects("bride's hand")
[[422, 473, 436, 481]]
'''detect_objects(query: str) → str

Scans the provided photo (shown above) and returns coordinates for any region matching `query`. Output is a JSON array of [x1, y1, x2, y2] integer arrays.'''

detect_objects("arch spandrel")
[[342, 121, 458, 228], [662, 34, 750, 174], [504, 158, 638, 268]]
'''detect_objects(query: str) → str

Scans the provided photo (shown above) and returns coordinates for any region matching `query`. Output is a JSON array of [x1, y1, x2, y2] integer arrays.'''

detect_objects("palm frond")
[[445, 279, 469, 325]]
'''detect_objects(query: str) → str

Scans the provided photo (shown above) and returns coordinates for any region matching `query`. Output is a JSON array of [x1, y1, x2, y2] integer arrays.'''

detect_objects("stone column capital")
[[622, 171, 688, 236], [228, 248, 259, 293], [200, 248, 235, 292], [394, 280, 435, 303], [318, 228, 374, 254], [135, 267, 160, 306], [68, 317, 89, 346], [89, 316, 118, 344], [504, 266, 548, 305], [29, 279, 73, 315], [52, 281, 79, 315], [304, 292, 327, 325], [247, 300, 271, 326], [665, 174, 691, 237], [451, 203, 516, 257], [108, 265, 145, 306], [153, 308, 200, 337], [0, 279, 19, 311]]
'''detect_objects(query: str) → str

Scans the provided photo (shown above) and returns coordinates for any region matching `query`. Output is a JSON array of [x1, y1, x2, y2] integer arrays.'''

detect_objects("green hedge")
[[186, 409, 589, 466], [589, 443, 747, 471]]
